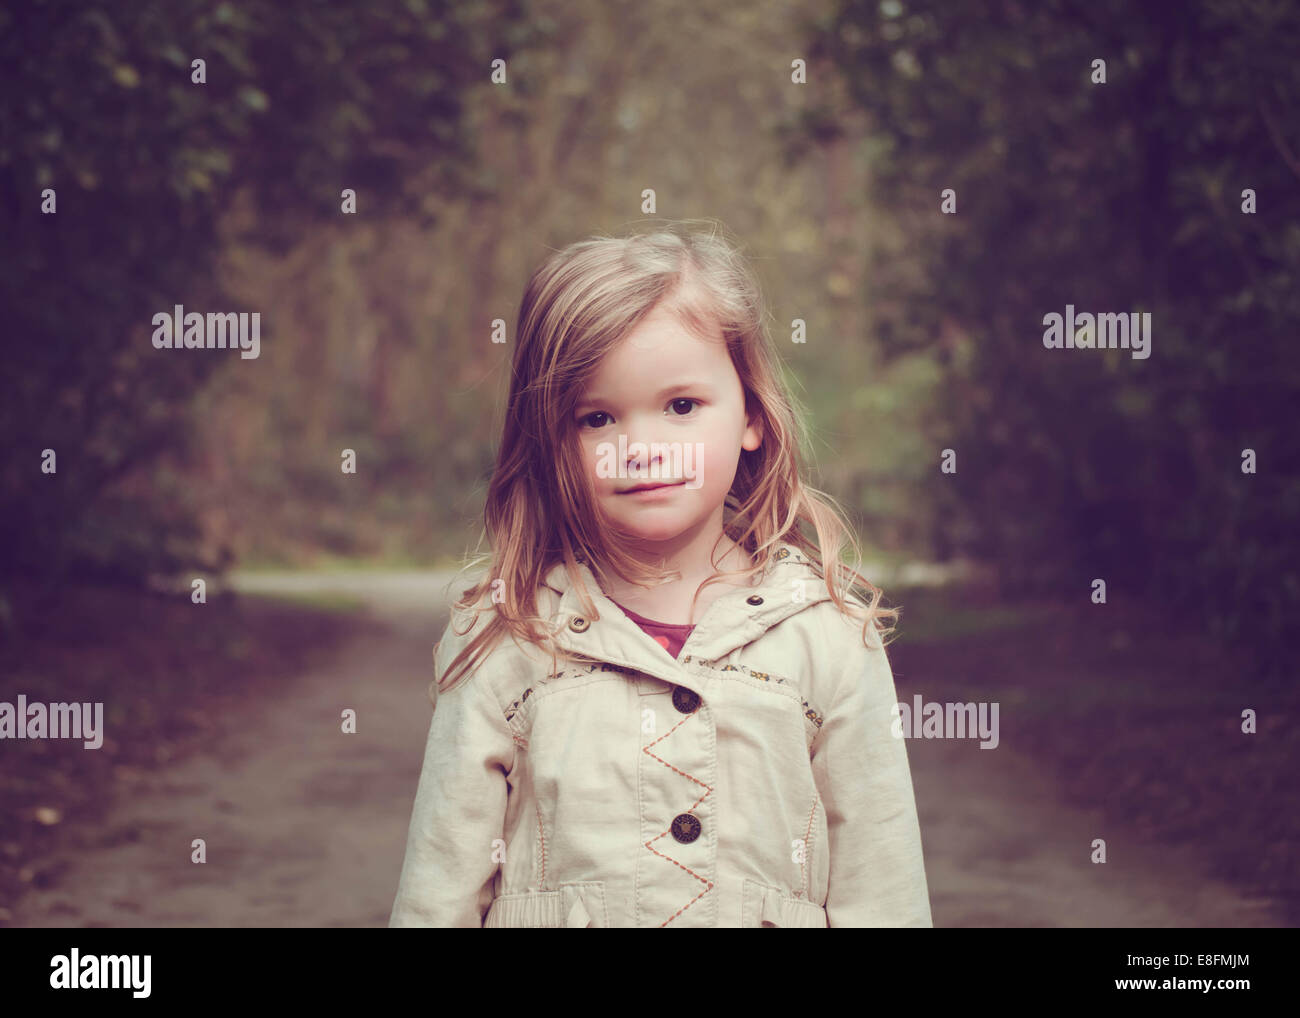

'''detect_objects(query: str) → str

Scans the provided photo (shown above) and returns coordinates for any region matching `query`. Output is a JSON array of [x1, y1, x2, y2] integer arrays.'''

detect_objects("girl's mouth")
[[618, 481, 685, 495]]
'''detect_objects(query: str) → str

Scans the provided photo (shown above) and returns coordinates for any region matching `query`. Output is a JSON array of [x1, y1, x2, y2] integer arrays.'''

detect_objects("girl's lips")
[[618, 481, 685, 495]]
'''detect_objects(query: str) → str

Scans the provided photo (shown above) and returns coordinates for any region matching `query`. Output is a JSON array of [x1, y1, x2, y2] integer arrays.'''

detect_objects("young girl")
[[389, 222, 933, 928]]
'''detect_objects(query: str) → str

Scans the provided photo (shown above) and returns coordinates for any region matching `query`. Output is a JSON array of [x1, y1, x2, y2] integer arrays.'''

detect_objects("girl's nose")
[[627, 450, 662, 476], [624, 436, 666, 476]]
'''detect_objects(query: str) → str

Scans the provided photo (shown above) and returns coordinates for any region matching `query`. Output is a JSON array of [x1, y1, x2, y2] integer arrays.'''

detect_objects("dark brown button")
[[671, 813, 701, 843], [672, 686, 700, 714], [746, 594, 764, 606]]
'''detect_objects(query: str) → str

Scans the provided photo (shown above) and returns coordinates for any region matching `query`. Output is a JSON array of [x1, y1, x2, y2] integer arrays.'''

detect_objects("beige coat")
[[388, 542, 933, 927]]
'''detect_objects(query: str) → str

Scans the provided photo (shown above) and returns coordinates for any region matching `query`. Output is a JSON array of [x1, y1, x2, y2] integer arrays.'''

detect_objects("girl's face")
[[572, 304, 762, 548]]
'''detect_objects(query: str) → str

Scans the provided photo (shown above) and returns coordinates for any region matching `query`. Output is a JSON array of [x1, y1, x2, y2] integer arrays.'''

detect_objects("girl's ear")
[[742, 406, 764, 452]]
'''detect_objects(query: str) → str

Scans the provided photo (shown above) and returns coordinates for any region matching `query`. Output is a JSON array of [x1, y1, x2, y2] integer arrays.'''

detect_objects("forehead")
[[586, 306, 732, 385]]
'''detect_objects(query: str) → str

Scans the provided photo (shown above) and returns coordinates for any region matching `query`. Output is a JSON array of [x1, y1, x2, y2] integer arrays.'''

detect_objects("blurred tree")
[[792, 0, 1300, 676], [0, 0, 544, 594]]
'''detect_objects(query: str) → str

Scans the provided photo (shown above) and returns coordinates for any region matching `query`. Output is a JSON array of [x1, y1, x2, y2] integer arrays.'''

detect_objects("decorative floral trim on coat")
[[681, 656, 825, 730], [504, 660, 633, 723]]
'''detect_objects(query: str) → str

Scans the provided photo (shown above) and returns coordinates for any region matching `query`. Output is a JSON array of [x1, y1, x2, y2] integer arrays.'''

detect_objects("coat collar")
[[539, 542, 833, 687]]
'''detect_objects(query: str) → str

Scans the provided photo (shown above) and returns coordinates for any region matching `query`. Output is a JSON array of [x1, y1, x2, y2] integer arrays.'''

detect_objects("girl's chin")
[[610, 520, 690, 543], [619, 529, 684, 544]]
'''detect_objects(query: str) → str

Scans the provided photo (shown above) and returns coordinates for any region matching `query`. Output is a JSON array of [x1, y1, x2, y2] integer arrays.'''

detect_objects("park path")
[[12, 570, 1282, 927]]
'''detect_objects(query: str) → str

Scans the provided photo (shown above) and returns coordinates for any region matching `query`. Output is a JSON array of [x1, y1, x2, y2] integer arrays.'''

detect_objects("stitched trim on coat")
[[536, 804, 547, 888], [800, 792, 821, 899], [641, 709, 716, 926], [503, 655, 824, 735], [680, 657, 825, 730], [503, 661, 634, 723], [504, 685, 534, 724]]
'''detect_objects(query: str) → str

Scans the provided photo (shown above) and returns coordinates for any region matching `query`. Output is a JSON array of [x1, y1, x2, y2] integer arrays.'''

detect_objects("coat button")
[[746, 594, 764, 606], [568, 616, 590, 632], [672, 686, 700, 714], [671, 813, 701, 843]]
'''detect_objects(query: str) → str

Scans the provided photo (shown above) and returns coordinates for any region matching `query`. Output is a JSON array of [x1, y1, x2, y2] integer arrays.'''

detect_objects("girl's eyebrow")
[[575, 381, 712, 413]]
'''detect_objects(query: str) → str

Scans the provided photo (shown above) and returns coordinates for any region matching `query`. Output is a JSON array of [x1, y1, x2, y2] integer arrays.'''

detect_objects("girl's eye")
[[579, 400, 697, 428]]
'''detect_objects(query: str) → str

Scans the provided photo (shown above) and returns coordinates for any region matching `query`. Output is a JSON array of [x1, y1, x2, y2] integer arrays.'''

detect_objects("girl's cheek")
[[582, 440, 607, 487]]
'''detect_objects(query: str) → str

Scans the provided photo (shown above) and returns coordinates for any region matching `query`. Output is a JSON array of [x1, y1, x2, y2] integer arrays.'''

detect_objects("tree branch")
[[1257, 98, 1300, 182]]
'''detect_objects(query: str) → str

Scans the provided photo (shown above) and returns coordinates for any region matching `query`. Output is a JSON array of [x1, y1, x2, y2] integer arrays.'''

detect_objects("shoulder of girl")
[[812, 597, 887, 656], [443, 607, 554, 682]]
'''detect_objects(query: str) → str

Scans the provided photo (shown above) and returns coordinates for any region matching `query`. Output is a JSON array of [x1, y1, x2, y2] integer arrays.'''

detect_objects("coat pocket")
[[483, 881, 607, 928], [741, 879, 828, 928]]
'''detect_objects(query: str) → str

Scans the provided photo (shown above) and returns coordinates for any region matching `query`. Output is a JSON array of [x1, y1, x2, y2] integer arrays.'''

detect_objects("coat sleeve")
[[809, 618, 933, 927], [388, 631, 515, 928]]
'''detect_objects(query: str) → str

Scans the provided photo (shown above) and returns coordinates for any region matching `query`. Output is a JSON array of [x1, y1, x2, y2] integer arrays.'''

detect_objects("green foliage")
[[798, 0, 1300, 676], [0, 0, 537, 587]]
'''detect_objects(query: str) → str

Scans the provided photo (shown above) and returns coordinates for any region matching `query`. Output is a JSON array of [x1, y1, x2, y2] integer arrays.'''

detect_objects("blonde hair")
[[437, 220, 898, 695]]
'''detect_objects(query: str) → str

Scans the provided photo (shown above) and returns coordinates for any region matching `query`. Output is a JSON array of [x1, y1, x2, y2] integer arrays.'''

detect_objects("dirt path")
[[910, 737, 1279, 927], [12, 572, 1283, 927]]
